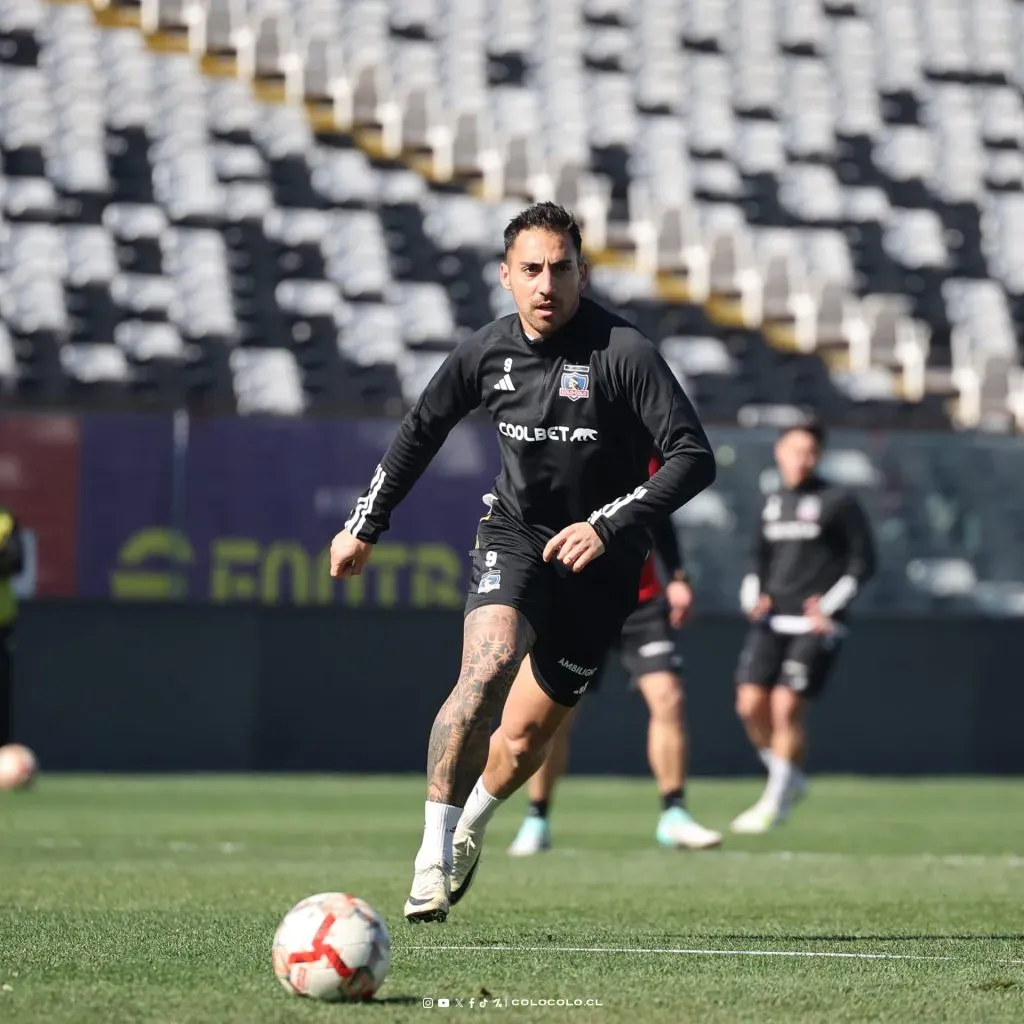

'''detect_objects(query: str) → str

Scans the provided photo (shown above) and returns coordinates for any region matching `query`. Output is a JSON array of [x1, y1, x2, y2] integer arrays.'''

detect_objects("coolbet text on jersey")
[[345, 298, 716, 563]]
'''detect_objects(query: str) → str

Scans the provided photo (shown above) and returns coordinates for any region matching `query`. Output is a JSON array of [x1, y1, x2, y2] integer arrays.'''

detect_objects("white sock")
[[763, 756, 795, 809], [455, 777, 503, 837], [413, 801, 462, 873], [758, 747, 773, 771]]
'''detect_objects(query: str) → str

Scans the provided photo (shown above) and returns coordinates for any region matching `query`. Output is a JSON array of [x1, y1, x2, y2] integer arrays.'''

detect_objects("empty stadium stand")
[[1, 0, 1022, 432]]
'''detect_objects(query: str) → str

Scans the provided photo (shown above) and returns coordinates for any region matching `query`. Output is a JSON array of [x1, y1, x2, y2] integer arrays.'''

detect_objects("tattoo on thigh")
[[426, 606, 535, 805]]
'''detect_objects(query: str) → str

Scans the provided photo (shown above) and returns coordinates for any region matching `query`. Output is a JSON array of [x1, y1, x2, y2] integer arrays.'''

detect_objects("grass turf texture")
[[1, 777, 1023, 1023]]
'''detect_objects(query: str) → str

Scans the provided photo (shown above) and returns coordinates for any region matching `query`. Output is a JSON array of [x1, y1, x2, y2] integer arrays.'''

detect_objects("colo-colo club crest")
[[559, 363, 590, 401]]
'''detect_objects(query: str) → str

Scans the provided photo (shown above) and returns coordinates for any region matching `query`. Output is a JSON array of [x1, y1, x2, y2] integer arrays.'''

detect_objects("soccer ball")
[[0, 744, 37, 791], [272, 892, 391, 1002]]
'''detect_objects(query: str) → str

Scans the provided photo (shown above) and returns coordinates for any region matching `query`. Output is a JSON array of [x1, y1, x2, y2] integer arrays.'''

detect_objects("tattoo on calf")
[[426, 606, 534, 805]]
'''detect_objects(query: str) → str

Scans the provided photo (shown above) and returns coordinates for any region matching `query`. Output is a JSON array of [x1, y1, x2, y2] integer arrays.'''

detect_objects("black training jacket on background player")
[[742, 475, 876, 619], [344, 298, 716, 562]]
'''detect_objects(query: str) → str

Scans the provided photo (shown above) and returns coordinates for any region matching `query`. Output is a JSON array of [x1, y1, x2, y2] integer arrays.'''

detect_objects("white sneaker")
[[656, 807, 723, 849], [730, 799, 786, 835], [508, 816, 551, 857], [449, 829, 483, 907], [404, 863, 450, 923], [732, 765, 810, 835], [786, 771, 809, 808]]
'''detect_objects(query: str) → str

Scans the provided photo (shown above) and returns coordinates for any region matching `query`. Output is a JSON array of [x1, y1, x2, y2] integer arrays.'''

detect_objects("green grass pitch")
[[1, 775, 1023, 1023]]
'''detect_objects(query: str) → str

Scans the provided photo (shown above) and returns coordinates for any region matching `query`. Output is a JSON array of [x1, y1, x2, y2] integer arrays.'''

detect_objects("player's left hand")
[[803, 596, 835, 635], [543, 522, 605, 573], [329, 529, 373, 578], [665, 580, 694, 628]]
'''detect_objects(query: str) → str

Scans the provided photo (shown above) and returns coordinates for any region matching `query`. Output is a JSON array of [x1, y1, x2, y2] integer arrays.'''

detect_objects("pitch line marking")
[[551, 850, 1024, 867], [403, 945, 1024, 965]]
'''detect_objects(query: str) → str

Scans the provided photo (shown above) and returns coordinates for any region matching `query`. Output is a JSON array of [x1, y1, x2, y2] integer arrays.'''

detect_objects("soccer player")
[[508, 456, 721, 855], [329, 202, 716, 923], [0, 503, 25, 747], [730, 421, 875, 834]]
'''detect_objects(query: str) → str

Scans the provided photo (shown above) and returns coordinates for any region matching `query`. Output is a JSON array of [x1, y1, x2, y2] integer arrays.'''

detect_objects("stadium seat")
[[230, 346, 305, 415], [0, 320, 16, 390], [906, 556, 977, 601], [114, 319, 186, 361], [60, 342, 130, 384]]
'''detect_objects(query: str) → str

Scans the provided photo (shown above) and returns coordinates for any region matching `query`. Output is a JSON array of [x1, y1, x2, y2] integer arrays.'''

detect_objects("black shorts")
[[464, 514, 642, 707], [589, 595, 682, 692], [735, 623, 842, 699]]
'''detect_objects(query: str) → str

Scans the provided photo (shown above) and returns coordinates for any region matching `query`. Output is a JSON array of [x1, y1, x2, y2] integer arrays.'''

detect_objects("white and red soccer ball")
[[273, 892, 391, 1002], [0, 744, 37, 791]]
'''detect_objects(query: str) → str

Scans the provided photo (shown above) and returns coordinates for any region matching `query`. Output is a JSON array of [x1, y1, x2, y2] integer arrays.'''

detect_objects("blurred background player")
[[0, 503, 24, 748], [731, 422, 875, 834], [508, 456, 721, 855]]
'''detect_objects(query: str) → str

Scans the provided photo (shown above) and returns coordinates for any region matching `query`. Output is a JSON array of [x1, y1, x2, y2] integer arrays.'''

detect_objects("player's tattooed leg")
[[426, 606, 534, 806]]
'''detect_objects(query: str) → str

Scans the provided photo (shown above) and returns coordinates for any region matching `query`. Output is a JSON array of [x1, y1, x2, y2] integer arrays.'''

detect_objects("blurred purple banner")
[[77, 414, 178, 600], [78, 415, 501, 607]]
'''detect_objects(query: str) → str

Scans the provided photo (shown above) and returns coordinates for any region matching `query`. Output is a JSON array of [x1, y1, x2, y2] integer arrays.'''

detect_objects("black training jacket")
[[741, 475, 876, 618], [344, 298, 716, 561]]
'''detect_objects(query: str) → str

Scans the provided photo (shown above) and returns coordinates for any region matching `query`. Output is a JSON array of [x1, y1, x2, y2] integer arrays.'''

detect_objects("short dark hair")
[[779, 420, 827, 447], [503, 202, 583, 261]]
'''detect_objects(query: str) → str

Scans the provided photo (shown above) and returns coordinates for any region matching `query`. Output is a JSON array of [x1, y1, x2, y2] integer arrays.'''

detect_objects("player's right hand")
[[329, 529, 373, 578], [750, 594, 772, 621], [666, 580, 694, 628]]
